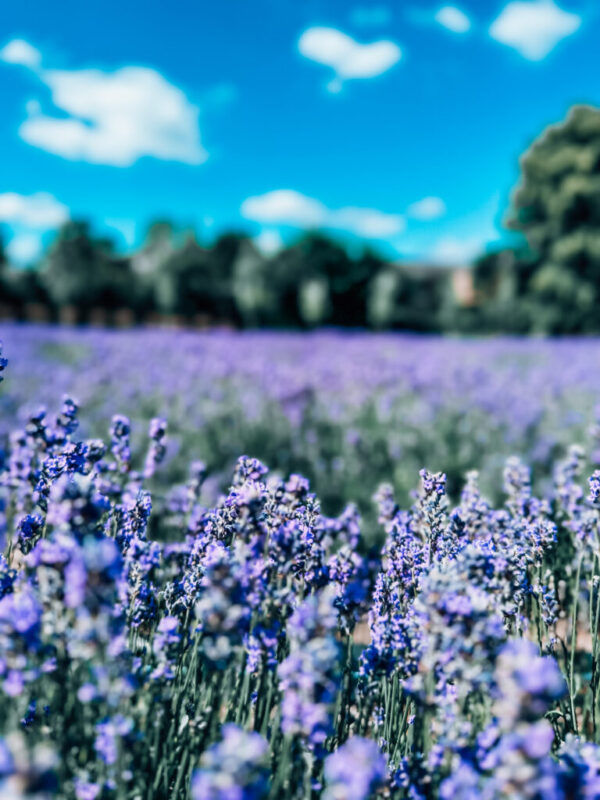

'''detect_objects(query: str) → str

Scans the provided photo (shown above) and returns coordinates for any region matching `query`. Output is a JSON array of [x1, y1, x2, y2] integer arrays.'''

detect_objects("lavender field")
[[2, 325, 600, 798], [3, 325, 600, 531]]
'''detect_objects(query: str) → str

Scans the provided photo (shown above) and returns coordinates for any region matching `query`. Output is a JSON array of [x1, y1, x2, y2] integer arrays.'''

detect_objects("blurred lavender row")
[[2, 325, 600, 539]]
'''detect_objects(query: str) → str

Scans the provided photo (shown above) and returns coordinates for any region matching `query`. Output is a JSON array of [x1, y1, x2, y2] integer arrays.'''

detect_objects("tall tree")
[[42, 221, 135, 317], [509, 105, 600, 332], [155, 234, 238, 322], [268, 234, 381, 328]]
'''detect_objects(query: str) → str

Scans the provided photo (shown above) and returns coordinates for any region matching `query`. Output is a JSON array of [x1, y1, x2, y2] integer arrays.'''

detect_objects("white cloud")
[[407, 196, 447, 220], [298, 27, 401, 92], [350, 7, 392, 27], [435, 6, 472, 33], [489, 0, 581, 60], [241, 189, 404, 239], [0, 191, 68, 228], [254, 229, 284, 256], [0, 38, 41, 68], [21, 65, 206, 166], [241, 190, 326, 228], [1, 40, 206, 166], [429, 235, 489, 265], [329, 206, 404, 237], [6, 231, 43, 264], [395, 193, 501, 263]]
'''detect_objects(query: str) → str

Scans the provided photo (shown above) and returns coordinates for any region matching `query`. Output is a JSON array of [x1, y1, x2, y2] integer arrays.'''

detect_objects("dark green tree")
[[154, 234, 238, 322], [231, 240, 273, 327], [509, 104, 600, 332], [267, 234, 383, 328], [41, 221, 136, 318], [368, 264, 447, 331]]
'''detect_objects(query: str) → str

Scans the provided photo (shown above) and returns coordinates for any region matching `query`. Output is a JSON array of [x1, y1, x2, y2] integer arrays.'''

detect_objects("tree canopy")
[[508, 105, 600, 333]]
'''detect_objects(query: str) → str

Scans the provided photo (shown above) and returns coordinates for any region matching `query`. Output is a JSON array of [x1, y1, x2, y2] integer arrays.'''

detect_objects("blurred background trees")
[[1, 104, 600, 333], [41, 221, 139, 320], [475, 104, 600, 334]]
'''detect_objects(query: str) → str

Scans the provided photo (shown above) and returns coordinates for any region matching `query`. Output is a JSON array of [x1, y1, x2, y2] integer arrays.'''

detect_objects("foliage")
[[505, 105, 600, 333], [153, 234, 239, 322], [0, 222, 448, 330], [40, 222, 141, 319]]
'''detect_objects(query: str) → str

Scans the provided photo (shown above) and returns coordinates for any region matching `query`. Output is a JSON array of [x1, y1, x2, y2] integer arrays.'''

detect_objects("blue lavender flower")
[[493, 639, 566, 725], [0, 341, 7, 383], [588, 470, 600, 506], [360, 571, 421, 680], [503, 456, 532, 517], [0, 586, 41, 649], [55, 395, 79, 441], [0, 555, 17, 600], [373, 484, 397, 533], [323, 737, 387, 800], [244, 622, 280, 675], [144, 417, 167, 479], [557, 736, 600, 797], [233, 456, 268, 485], [279, 589, 341, 748], [109, 414, 131, 472], [194, 542, 252, 664], [74, 778, 102, 800], [416, 469, 449, 562], [191, 724, 269, 800], [16, 513, 44, 554], [94, 715, 133, 765]]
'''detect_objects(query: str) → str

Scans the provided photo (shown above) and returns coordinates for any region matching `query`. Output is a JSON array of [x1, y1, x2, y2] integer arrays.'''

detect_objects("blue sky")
[[0, 0, 598, 265]]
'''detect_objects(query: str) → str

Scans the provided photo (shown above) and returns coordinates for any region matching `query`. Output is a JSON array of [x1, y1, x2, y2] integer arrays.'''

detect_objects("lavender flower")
[[0, 342, 7, 382], [191, 725, 269, 800], [323, 737, 387, 800], [143, 417, 167, 479], [109, 414, 131, 472], [16, 513, 44, 555], [94, 715, 133, 765], [279, 588, 341, 748]]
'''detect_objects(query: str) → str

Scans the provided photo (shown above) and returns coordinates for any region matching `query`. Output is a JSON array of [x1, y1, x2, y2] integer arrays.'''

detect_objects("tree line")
[[2, 104, 600, 334], [0, 222, 453, 330]]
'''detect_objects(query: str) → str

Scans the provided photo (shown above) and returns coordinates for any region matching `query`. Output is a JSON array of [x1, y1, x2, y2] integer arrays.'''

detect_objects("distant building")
[[451, 268, 476, 307]]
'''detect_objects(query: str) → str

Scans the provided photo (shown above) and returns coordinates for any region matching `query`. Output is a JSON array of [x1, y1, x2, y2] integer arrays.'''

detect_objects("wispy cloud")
[[489, 0, 581, 60], [241, 189, 405, 239], [0, 191, 68, 228], [0, 38, 41, 69], [328, 206, 405, 237], [407, 196, 447, 220], [6, 231, 43, 265], [394, 193, 501, 264], [298, 27, 401, 92], [242, 190, 325, 228], [1, 39, 206, 166], [0, 190, 68, 266], [429, 235, 488, 265], [434, 6, 472, 34]]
